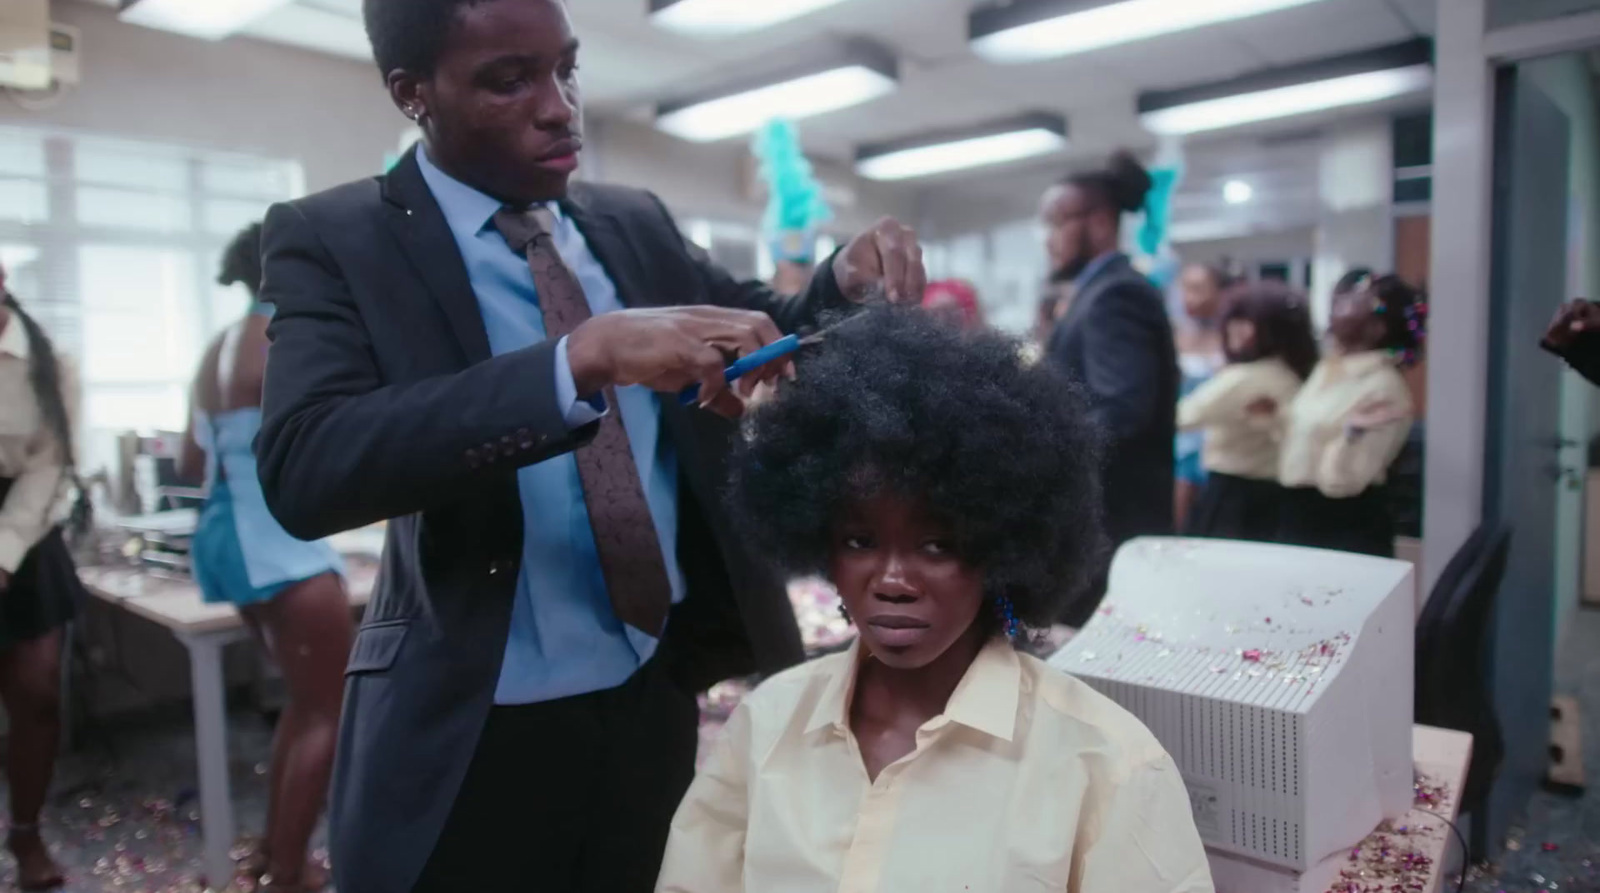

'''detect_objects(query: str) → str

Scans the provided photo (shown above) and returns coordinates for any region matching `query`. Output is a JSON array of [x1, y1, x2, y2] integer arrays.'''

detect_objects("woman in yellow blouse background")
[[657, 307, 1212, 893], [1178, 281, 1319, 543], [1277, 273, 1425, 556]]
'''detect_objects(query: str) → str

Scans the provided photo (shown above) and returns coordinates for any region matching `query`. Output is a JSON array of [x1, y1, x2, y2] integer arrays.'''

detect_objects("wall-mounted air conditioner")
[[0, 0, 50, 90]]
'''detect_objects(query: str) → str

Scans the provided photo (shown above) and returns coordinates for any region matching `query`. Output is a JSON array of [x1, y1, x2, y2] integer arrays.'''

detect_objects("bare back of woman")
[[183, 237, 353, 892]]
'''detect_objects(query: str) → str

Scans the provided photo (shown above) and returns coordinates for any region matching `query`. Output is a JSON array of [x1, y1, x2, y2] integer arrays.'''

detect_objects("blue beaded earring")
[[992, 595, 1021, 641]]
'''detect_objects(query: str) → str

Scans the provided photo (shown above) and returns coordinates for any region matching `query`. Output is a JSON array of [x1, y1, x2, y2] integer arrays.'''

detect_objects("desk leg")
[[185, 636, 237, 890]]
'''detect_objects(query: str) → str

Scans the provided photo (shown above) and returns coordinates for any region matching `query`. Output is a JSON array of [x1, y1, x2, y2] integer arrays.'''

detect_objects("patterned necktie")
[[493, 206, 671, 637]]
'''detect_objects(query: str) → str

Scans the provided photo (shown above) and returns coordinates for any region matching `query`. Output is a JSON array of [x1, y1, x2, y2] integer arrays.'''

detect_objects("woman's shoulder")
[[1246, 358, 1307, 394], [1019, 653, 1172, 768]]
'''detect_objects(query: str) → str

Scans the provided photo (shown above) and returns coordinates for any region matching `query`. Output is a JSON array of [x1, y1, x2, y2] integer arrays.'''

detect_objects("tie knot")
[[493, 205, 557, 255]]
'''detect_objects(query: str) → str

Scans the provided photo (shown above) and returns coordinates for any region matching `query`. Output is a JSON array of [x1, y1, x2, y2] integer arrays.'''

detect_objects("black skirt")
[[1186, 472, 1285, 543], [0, 477, 83, 650], [1277, 485, 1394, 558]]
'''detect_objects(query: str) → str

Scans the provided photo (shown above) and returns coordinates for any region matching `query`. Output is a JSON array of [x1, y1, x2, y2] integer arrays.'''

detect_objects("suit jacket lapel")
[[559, 188, 730, 486], [561, 186, 657, 310], [381, 148, 493, 364], [1062, 253, 1128, 330]]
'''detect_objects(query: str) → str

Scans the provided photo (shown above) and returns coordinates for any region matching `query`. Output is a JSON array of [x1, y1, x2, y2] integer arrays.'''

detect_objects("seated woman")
[[657, 307, 1212, 893]]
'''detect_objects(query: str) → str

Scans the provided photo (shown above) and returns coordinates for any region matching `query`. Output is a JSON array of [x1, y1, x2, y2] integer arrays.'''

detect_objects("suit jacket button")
[[465, 448, 481, 469], [501, 436, 516, 457]]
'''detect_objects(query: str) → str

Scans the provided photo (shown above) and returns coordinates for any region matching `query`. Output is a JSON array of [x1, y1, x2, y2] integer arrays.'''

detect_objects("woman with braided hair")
[[0, 260, 85, 890]]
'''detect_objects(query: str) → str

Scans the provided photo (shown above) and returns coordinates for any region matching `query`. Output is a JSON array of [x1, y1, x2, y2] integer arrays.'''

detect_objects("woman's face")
[[829, 491, 986, 670], [1225, 318, 1257, 358], [1180, 265, 1223, 321], [1329, 288, 1385, 352]]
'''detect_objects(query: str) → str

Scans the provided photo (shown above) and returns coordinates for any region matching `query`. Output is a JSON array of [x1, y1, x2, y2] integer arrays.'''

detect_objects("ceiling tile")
[[1386, 0, 1437, 34], [1226, 0, 1415, 65]]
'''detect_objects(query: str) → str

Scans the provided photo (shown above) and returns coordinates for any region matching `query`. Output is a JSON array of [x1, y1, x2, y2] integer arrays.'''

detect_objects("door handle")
[[1547, 463, 1585, 490]]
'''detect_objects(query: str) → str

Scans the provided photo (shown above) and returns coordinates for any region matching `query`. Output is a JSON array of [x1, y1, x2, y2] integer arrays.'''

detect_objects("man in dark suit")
[[254, 1, 924, 890], [1041, 151, 1178, 625]]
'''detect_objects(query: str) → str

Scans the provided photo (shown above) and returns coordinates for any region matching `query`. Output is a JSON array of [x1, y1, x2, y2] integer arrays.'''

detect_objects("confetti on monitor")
[[1050, 538, 1414, 871]]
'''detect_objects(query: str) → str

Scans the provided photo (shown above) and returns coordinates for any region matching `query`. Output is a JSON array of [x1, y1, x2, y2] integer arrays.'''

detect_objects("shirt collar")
[[0, 312, 29, 361], [804, 636, 1022, 743], [415, 143, 562, 241], [1328, 349, 1394, 377], [1073, 251, 1122, 292]]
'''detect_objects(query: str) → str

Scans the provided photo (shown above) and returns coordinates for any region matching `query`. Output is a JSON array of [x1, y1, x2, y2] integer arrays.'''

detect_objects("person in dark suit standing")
[[1041, 151, 1178, 625], [254, 1, 925, 891]]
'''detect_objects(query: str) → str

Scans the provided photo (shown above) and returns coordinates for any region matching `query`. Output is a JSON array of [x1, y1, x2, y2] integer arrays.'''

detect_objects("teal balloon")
[[751, 119, 832, 261]]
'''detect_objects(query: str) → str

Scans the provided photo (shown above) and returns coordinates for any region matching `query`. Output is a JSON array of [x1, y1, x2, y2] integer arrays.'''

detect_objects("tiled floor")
[[1464, 608, 1600, 893], [0, 705, 317, 892]]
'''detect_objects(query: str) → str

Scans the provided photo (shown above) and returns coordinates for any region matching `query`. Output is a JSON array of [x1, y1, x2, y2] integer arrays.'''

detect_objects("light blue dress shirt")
[[417, 147, 685, 705]]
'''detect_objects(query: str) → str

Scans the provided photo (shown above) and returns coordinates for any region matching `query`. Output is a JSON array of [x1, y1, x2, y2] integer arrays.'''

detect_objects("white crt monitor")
[[1050, 538, 1414, 871]]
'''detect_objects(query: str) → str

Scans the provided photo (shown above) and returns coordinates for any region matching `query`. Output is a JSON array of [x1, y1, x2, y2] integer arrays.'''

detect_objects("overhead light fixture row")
[[1138, 39, 1433, 136], [969, 0, 1329, 64], [855, 113, 1069, 182], [655, 43, 898, 143], [117, 0, 293, 40], [648, 0, 853, 37]]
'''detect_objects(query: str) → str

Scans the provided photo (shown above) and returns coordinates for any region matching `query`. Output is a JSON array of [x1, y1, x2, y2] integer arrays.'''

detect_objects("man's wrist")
[[566, 321, 611, 398]]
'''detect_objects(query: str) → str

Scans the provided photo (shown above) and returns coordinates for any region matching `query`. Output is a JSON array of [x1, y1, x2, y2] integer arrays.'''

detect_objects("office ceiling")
[[85, 0, 1435, 152], [81, 0, 1441, 236]]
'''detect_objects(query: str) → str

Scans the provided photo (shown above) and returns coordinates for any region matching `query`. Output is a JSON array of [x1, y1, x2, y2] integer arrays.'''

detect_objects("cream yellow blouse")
[[657, 638, 1214, 893], [1278, 351, 1413, 499], [0, 314, 77, 574], [1177, 358, 1304, 481]]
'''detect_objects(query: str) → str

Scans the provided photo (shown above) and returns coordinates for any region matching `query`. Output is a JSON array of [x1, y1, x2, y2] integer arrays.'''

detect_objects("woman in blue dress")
[[179, 224, 351, 893]]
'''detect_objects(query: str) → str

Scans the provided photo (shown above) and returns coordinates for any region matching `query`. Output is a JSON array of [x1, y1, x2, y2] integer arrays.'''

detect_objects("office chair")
[[1413, 522, 1511, 860]]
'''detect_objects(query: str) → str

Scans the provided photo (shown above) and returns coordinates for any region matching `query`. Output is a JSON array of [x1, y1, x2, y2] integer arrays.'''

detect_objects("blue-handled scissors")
[[676, 309, 873, 406], [678, 334, 805, 406]]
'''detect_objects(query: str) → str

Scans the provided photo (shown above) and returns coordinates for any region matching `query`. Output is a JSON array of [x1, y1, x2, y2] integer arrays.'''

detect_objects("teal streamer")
[[751, 119, 832, 263], [1137, 166, 1181, 257]]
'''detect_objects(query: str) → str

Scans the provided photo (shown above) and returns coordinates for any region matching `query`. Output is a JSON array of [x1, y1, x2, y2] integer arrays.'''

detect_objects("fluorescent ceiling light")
[[656, 46, 898, 142], [970, 0, 1327, 64], [118, 0, 294, 40], [1140, 40, 1433, 136], [1223, 180, 1254, 204], [856, 113, 1069, 181], [650, 0, 853, 37]]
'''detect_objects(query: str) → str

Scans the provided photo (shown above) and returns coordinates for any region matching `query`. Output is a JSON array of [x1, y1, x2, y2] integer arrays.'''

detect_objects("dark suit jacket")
[[255, 148, 843, 893], [1047, 254, 1178, 550]]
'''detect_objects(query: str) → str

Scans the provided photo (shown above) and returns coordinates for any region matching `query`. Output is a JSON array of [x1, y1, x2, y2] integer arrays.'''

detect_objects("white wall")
[[921, 218, 1048, 334], [586, 117, 913, 235], [1176, 228, 1317, 271], [5, 3, 906, 228], [6, 1, 402, 192]]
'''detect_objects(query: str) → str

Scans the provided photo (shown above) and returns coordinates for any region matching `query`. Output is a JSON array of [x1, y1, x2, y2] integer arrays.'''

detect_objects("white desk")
[[1208, 725, 1473, 893], [78, 562, 376, 890]]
